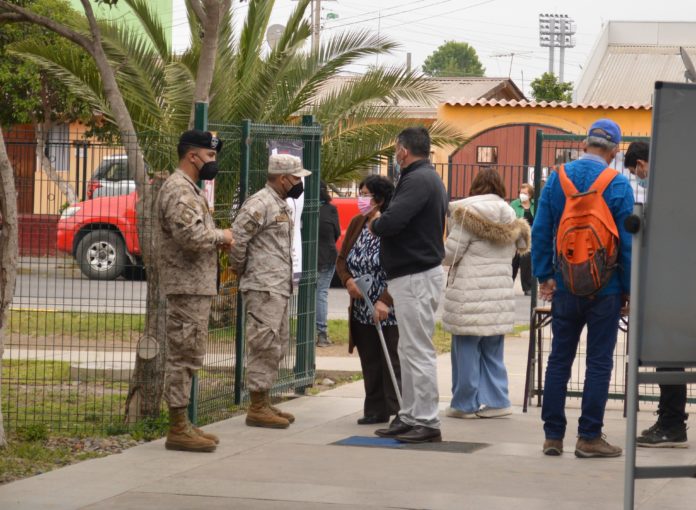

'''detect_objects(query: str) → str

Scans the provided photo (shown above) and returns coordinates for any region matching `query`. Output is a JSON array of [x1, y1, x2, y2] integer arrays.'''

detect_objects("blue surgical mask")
[[637, 177, 648, 189]]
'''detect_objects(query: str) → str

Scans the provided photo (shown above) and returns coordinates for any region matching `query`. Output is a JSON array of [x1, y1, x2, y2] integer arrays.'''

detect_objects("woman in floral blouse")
[[336, 175, 401, 425]]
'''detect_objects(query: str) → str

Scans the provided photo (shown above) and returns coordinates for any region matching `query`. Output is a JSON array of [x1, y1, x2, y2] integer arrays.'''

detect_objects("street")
[[14, 257, 534, 325]]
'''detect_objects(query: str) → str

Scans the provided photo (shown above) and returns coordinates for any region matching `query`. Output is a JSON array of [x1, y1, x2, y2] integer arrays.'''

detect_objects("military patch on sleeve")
[[181, 208, 194, 224], [244, 220, 256, 233]]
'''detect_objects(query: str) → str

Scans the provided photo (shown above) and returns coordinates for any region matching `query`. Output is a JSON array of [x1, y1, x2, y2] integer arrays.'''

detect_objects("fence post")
[[294, 115, 320, 393], [234, 119, 252, 405], [188, 101, 209, 424]]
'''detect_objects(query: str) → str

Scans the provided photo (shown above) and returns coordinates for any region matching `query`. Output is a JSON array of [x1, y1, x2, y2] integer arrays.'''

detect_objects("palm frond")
[[8, 42, 113, 124], [121, 0, 171, 60]]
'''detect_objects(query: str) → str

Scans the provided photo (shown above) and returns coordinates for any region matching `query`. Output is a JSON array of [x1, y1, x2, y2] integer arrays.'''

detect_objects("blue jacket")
[[531, 154, 634, 295]]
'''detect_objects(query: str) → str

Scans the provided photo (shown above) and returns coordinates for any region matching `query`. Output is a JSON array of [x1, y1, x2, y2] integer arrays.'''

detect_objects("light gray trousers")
[[388, 266, 444, 429]]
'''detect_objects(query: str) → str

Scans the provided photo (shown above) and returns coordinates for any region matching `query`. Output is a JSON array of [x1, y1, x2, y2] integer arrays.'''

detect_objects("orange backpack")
[[556, 165, 619, 296]]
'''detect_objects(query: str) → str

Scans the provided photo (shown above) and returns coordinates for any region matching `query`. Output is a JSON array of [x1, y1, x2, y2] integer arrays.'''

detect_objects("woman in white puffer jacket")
[[443, 168, 530, 419]]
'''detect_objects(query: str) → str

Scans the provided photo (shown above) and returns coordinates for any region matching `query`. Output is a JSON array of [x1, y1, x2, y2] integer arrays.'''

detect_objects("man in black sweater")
[[369, 127, 448, 443]]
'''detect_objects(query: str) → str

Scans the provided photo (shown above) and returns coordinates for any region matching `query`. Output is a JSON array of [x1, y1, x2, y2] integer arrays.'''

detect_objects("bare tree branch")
[[0, 1, 93, 52], [0, 12, 23, 22]]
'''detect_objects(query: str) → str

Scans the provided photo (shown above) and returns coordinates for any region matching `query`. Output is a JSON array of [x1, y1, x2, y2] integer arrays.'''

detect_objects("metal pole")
[[188, 101, 209, 424], [312, 0, 321, 53], [294, 114, 319, 393], [234, 119, 252, 405], [549, 45, 555, 75], [624, 204, 644, 510], [81, 143, 88, 201], [559, 21, 566, 82]]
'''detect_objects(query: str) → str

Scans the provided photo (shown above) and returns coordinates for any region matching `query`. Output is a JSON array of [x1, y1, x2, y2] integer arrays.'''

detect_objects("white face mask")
[[519, 192, 530, 202]]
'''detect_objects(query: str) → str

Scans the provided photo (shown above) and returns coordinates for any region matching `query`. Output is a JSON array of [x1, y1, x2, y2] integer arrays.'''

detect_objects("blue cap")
[[587, 119, 621, 144]]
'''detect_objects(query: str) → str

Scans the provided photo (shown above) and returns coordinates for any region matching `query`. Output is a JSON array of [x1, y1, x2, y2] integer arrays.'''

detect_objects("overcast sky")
[[170, 0, 696, 95]]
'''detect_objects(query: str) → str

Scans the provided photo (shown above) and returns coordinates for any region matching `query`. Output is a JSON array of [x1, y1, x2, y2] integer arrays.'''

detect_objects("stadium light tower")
[[539, 13, 576, 81]]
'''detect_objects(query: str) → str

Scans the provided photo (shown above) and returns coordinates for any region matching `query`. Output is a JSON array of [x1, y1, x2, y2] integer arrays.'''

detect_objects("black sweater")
[[317, 201, 340, 270], [371, 159, 448, 279]]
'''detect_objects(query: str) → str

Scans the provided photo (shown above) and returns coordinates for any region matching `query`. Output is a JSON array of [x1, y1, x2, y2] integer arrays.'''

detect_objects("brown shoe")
[[575, 435, 622, 458], [266, 394, 295, 424], [165, 408, 216, 452], [246, 391, 290, 429], [543, 438, 563, 456], [192, 426, 220, 444]]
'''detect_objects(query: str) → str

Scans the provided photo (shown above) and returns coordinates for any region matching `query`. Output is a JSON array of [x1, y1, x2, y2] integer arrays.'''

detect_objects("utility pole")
[[295, 0, 336, 53], [312, 0, 321, 53], [539, 14, 576, 79]]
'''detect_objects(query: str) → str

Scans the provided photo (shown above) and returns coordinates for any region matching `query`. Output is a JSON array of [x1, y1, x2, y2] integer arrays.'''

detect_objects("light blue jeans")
[[450, 334, 510, 413], [315, 266, 335, 335]]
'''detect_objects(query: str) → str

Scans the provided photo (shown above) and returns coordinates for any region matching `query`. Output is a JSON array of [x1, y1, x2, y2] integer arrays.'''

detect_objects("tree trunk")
[[125, 174, 167, 422], [0, 129, 19, 447], [188, 0, 231, 127], [0, 0, 226, 423]]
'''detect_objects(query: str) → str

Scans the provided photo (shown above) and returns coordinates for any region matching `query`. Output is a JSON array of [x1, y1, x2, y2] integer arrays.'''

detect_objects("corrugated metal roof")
[[444, 98, 651, 109], [581, 45, 696, 105]]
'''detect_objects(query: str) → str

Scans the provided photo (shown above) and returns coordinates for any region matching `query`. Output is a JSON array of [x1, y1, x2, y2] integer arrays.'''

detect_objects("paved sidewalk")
[[2, 338, 694, 509]]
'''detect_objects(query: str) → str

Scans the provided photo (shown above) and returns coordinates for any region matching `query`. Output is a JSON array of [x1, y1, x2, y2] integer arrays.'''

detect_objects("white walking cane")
[[353, 274, 403, 409]]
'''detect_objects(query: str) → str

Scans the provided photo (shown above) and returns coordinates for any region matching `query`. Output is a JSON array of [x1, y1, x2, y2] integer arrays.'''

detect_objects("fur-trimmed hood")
[[449, 194, 530, 254]]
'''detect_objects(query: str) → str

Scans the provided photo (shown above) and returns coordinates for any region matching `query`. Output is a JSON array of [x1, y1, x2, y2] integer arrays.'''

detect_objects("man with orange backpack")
[[532, 119, 634, 458]]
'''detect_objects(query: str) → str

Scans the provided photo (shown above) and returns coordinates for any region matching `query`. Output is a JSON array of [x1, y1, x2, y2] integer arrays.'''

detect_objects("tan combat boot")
[[246, 391, 290, 429], [266, 394, 295, 424], [192, 424, 220, 444], [165, 407, 217, 452]]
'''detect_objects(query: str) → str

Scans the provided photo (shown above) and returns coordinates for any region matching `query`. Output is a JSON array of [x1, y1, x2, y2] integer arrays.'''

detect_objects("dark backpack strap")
[[590, 167, 619, 195], [557, 165, 578, 198]]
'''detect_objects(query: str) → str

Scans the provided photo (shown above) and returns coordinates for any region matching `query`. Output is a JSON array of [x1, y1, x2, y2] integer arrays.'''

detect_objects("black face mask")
[[286, 179, 304, 199], [198, 161, 219, 180], [194, 154, 219, 180]]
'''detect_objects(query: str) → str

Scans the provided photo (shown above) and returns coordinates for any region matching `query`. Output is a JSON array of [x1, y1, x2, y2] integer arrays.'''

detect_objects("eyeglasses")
[[359, 192, 373, 198]]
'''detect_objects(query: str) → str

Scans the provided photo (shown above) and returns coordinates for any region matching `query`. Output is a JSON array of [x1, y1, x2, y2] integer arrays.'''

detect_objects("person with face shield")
[[229, 154, 311, 429], [157, 130, 234, 452]]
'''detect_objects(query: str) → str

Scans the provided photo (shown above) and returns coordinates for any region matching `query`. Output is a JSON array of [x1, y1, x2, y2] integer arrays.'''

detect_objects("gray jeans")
[[388, 266, 444, 429]]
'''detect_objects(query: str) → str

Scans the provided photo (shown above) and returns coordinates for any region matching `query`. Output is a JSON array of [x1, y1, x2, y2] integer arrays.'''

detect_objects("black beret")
[[178, 130, 223, 153]]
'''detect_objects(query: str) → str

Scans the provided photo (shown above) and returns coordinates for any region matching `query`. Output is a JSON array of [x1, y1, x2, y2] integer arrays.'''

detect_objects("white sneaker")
[[476, 406, 512, 418], [446, 407, 479, 419]]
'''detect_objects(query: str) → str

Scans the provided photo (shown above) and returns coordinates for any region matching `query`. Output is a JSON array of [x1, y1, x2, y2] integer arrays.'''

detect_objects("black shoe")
[[396, 425, 442, 444], [357, 415, 390, 425], [637, 423, 688, 448], [375, 416, 413, 437]]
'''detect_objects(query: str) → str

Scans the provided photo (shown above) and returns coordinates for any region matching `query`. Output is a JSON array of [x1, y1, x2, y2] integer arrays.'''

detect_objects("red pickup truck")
[[57, 192, 360, 281]]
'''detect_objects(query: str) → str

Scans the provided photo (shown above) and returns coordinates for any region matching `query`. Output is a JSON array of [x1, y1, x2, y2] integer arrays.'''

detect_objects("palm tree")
[[10, 0, 461, 184], [7, 0, 462, 420]]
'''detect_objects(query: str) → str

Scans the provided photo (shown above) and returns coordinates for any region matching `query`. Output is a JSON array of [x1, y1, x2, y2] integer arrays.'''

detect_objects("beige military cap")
[[268, 154, 312, 177]]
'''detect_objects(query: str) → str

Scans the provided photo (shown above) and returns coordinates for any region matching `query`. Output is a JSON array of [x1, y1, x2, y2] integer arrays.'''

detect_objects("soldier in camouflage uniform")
[[229, 154, 311, 429], [157, 130, 234, 452]]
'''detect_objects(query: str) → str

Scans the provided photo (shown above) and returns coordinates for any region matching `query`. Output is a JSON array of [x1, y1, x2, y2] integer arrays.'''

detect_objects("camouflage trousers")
[[243, 290, 290, 392], [164, 294, 213, 408]]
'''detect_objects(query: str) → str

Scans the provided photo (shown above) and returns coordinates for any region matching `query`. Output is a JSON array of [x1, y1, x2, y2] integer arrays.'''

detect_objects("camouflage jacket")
[[229, 184, 294, 297], [157, 169, 226, 296]]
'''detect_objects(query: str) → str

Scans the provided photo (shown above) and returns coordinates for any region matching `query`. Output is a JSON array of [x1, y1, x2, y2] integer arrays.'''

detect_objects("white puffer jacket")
[[442, 194, 531, 336]]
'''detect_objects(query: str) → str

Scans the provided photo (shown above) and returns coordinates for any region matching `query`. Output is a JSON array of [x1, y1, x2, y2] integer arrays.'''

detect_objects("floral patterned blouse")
[[345, 225, 397, 326]]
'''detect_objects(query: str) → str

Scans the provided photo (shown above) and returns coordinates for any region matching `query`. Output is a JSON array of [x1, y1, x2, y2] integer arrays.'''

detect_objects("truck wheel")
[[76, 230, 127, 280]]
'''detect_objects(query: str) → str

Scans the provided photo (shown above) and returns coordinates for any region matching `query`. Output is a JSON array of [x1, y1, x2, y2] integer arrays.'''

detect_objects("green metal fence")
[[1, 115, 321, 434], [523, 131, 696, 411], [194, 116, 321, 425]]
